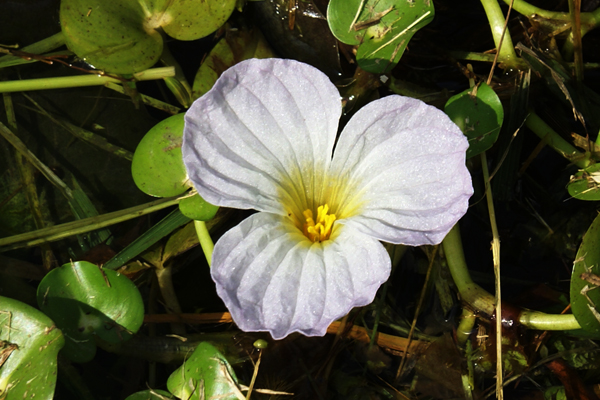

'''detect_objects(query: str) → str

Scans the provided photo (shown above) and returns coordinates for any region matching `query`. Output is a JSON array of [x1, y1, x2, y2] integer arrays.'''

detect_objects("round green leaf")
[[167, 342, 241, 400], [37, 261, 144, 349], [125, 389, 175, 400], [444, 82, 504, 159], [567, 163, 600, 201], [61, 0, 236, 74], [132, 113, 191, 198], [571, 213, 600, 336], [60, 0, 163, 74], [179, 194, 219, 221], [327, 0, 434, 73], [162, 0, 237, 41], [0, 296, 64, 399]]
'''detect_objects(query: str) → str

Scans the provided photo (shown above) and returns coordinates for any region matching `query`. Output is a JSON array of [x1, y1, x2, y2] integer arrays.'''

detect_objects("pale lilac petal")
[[330, 95, 473, 245], [211, 212, 391, 340], [182, 58, 341, 216]]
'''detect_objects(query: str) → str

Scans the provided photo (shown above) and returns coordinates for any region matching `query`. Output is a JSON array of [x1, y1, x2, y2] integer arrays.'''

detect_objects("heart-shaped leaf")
[[37, 261, 144, 362], [167, 342, 242, 400], [60, 0, 163, 74], [0, 296, 64, 399], [327, 0, 434, 73], [445, 82, 504, 159], [60, 0, 236, 74]]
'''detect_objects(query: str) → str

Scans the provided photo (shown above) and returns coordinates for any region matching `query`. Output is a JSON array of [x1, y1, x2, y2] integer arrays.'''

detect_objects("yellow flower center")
[[302, 204, 336, 243]]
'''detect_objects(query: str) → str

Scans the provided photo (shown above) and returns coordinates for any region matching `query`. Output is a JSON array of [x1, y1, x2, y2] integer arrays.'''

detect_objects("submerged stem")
[[0, 67, 175, 93]]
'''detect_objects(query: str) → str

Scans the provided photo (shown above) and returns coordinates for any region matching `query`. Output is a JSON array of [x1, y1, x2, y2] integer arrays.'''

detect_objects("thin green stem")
[[0, 196, 184, 252], [442, 224, 496, 316], [481, 151, 503, 399], [0, 32, 67, 69], [0, 67, 175, 93], [503, 0, 568, 19], [194, 220, 214, 267], [443, 225, 582, 331], [480, 0, 518, 67], [525, 111, 590, 168]]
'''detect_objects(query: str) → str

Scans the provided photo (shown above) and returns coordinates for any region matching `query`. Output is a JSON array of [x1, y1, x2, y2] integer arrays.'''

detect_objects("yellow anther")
[[302, 204, 336, 242]]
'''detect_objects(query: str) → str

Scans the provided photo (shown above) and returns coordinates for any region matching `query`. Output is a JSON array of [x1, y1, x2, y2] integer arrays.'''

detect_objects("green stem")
[[525, 111, 589, 168], [194, 220, 214, 267], [519, 310, 580, 330], [443, 225, 496, 316], [0, 196, 184, 252], [0, 32, 67, 69], [0, 67, 175, 93], [443, 225, 582, 330], [502, 0, 568, 19], [479, 0, 519, 67]]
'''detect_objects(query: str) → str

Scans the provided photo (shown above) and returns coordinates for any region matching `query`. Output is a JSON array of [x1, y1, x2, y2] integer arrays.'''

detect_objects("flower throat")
[[302, 204, 336, 243]]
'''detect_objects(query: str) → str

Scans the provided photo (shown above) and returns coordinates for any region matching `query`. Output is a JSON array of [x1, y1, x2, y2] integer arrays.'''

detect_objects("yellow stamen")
[[302, 204, 336, 243]]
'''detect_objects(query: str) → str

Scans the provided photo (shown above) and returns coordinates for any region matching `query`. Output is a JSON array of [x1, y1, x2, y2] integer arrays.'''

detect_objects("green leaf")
[[327, 0, 434, 73], [0, 296, 64, 399], [124, 389, 175, 400], [132, 113, 191, 198], [60, 0, 163, 74], [179, 194, 219, 221], [161, 0, 237, 41], [567, 163, 600, 201], [167, 342, 243, 400], [36, 261, 144, 361], [444, 82, 504, 159], [571, 213, 600, 336], [60, 0, 236, 74]]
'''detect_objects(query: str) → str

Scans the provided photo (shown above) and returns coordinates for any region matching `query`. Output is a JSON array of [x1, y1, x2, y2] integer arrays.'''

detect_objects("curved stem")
[[503, 0, 567, 19], [442, 224, 496, 316], [480, 0, 518, 67], [443, 224, 582, 330]]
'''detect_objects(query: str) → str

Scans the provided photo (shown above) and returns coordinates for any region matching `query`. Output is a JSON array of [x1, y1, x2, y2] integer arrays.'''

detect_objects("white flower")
[[183, 58, 473, 340]]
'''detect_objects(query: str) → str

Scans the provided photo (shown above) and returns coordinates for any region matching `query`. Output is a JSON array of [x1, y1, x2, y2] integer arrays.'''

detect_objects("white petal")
[[211, 212, 391, 340], [330, 95, 473, 245], [183, 58, 341, 215]]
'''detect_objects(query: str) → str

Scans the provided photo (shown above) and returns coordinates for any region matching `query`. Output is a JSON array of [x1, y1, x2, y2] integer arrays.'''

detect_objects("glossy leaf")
[[161, 0, 237, 41], [567, 163, 600, 201], [444, 82, 504, 159], [132, 113, 191, 198], [167, 342, 242, 400], [36, 261, 144, 361], [327, 0, 434, 73], [571, 213, 600, 336], [0, 296, 64, 400], [60, 0, 236, 74], [60, 0, 163, 74], [179, 194, 219, 221]]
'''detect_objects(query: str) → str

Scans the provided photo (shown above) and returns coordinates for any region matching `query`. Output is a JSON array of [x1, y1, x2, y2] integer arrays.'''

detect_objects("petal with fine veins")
[[330, 95, 473, 245], [211, 212, 391, 340], [183, 58, 342, 215]]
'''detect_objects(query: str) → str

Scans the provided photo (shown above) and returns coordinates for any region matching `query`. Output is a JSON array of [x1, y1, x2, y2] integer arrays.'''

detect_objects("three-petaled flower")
[[183, 58, 473, 340]]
